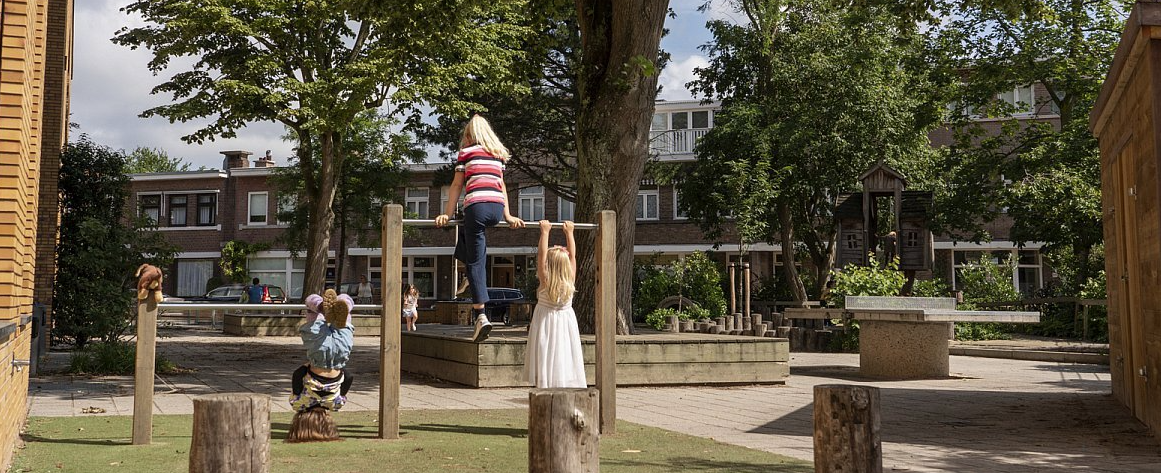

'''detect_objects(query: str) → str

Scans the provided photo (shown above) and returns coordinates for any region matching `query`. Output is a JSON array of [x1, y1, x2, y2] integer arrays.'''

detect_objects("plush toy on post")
[[135, 264, 164, 303]]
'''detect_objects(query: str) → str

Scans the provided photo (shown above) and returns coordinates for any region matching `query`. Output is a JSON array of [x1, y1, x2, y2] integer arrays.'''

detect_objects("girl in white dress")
[[525, 220, 587, 388]]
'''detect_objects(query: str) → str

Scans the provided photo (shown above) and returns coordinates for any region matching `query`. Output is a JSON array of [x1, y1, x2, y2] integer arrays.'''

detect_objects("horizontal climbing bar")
[[401, 219, 599, 229], [154, 303, 383, 311]]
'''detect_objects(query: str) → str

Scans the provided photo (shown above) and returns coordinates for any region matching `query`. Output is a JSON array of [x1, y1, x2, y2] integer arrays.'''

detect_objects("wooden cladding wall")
[[1091, 3, 1161, 439]]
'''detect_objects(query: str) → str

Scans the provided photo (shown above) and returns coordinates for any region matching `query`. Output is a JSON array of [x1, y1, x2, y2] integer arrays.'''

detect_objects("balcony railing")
[[650, 128, 711, 156]]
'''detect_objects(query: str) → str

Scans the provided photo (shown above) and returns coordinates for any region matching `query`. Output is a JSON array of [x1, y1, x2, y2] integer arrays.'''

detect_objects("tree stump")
[[667, 315, 680, 333], [529, 388, 599, 473], [724, 315, 734, 333], [715, 317, 726, 333], [189, 393, 270, 473], [754, 323, 768, 338], [813, 385, 881, 473], [816, 330, 834, 353], [776, 326, 791, 338]]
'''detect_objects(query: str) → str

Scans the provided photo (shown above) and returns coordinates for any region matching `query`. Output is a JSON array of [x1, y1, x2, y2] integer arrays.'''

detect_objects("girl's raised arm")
[[564, 221, 576, 277], [537, 220, 551, 285]]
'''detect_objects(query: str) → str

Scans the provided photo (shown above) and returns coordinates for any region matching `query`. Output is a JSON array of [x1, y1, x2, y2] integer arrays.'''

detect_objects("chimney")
[[253, 149, 276, 168], [220, 150, 252, 169]]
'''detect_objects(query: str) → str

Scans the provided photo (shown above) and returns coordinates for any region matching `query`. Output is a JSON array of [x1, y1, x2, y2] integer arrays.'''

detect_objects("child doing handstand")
[[289, 289, 355, 413], [524, 220, 586, 388], [402, 283, 419, 331]]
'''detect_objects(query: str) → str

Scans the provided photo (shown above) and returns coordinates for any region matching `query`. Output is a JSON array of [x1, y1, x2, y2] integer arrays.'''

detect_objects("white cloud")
[[658, 55, 711, 101], [71, 1, 294, 169]]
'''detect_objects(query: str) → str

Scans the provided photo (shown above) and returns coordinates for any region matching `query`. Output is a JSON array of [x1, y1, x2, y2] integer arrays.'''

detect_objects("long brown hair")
[[285, 407, 340, 443]]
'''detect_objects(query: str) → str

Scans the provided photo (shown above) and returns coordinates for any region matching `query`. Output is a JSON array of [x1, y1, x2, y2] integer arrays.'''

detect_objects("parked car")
[[457, 288, 525, 324], [188, 284, 286, 303]]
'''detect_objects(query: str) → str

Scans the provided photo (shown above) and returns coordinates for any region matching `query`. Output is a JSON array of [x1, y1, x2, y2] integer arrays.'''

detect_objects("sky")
[[70, 1, 732, 170]]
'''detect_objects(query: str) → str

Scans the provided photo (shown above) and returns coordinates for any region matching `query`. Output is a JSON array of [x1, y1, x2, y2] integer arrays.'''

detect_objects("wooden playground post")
[[814, 384, 882, 473], [743, 262, 751, 321], [528, 388, 599, 472], [132, 298, 158, 445], [595, 210, 617, 435], [189, 393, 271, 473], [728, 262, 736, 315], [379, 204, 403, 439]]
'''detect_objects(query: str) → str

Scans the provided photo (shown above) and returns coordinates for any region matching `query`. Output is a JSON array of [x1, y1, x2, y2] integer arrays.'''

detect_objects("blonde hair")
[[321, 289, 348, 329], [460, 115, 510, 160], [540, 247, 575, 305]]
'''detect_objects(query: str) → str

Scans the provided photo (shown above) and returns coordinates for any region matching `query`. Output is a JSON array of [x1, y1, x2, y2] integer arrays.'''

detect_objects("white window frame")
[[138, 192, 162, 224], [951, 249, 1042, 294], [405, 187, 430, 218], [248, 192, 269, 225], [369, 256, 437, 299], [636, 189, 659, 221], [277, 194, 295, 225], [673, 188, 688, 220], [558, 196, 575, 222], [519, 186, 545, 221]]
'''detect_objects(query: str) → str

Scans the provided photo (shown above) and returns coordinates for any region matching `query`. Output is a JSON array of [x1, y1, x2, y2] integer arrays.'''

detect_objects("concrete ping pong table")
[[785, 296, 1040, 379]]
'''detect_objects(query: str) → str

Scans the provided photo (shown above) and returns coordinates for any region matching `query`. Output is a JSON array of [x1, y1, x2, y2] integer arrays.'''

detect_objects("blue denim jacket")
[[301, 294, 355, 370]]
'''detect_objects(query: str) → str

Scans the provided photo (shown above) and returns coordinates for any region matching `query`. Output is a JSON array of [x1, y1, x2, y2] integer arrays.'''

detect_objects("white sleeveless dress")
[[525, 291, 586, 388]]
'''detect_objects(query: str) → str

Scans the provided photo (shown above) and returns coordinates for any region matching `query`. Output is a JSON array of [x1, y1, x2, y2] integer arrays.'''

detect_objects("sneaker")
[[471, 313, 492, 342]]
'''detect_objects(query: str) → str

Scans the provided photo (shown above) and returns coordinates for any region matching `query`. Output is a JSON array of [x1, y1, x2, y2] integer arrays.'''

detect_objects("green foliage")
[[683, 2, 947, 300], [632, 253, 728, 321], [645, 308, 679, 330], [125, 147, 191, 174], [54, 136, 176, 348], [954, 255, 1019, 340], [931, 0, 1125, 289], [682, 306, 712, 321], [67, 341, 181, 376], [219, 240, 268, 284], [113, 0, 540, 295], [912, 278, 951, 298], [830, 257, 907, 307]]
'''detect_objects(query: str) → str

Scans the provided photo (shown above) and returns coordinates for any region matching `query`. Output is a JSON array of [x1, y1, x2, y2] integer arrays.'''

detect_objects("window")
[[846, 233, 862, 250], [277, 194, 295, 225], [558, 197, 575, 222], [168, 195, 187, 226], [176, 260, 213, 296], [650, 113, 668, 131], [197, 194, 217, 225], [519, 186, 545, 221], [377, 257, 436, 299], [905, 231, 919, 247], [439, 187, 465, 218], [951, 249, 1042, 295], [692, 110, 710, 129], [671, 112, 689, 130], [405, 187, 429, 218], [247, 257, 306, 299], [999, 85, 1035, 114], [247, 192, 268, 225], [140, 194, 161, 223], [636, 190, 659, 220], [673, 188, 688, 219]]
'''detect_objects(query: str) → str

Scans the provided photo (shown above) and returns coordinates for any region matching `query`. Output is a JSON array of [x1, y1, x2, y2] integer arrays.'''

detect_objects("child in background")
[[524, 220, 586, 388], [435, 115, 525, 342], [402, 283, 419, 331], [289, 289, 355, 413]]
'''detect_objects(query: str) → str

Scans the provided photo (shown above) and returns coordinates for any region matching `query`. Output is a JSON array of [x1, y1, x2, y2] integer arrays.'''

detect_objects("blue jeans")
[[455, 202, 504, 305]]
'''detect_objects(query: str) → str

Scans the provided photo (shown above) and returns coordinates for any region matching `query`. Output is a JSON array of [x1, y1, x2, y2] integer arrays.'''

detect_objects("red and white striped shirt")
[[455, 145, 507, 208]]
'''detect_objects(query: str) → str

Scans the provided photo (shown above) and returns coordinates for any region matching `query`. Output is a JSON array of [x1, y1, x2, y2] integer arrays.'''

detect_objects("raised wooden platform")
[[223, 311, 438, 337], [400, 325, 789, 387]]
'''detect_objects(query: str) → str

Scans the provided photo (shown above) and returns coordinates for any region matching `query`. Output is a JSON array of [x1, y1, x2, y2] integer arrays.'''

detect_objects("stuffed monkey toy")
[[135, 263, 164, 303]]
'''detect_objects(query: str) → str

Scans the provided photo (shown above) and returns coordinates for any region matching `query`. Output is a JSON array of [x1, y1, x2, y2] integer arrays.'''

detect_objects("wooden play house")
[[1090, 1, 1161, 438], [834, 162, 934, 272]]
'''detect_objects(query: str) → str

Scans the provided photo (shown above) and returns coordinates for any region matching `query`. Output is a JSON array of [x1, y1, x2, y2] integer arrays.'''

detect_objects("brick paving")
[[27, 328, 1161, 472]]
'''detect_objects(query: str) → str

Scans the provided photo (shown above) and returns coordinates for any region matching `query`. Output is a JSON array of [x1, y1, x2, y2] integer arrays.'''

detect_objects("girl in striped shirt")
[[436, 115, 525, 341]]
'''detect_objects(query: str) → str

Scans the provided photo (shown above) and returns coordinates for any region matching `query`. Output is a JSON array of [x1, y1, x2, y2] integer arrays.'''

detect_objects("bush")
[[633, 252, 727, 320], [682, 306, 712, 321], [955, 255, 1020, 341], [830, 256, 906, 307], [645, 308, 679, 330], [67, 341, 182, 376], [911, 278, 951, 298]]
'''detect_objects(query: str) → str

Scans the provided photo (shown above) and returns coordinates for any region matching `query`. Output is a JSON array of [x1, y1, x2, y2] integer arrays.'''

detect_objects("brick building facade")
[[130, 98, 1054, 307], [0, 0, 72, 468]]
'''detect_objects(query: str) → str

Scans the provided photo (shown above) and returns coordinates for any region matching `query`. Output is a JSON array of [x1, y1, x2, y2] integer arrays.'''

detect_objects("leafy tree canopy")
[[125, 147, 192, 174]]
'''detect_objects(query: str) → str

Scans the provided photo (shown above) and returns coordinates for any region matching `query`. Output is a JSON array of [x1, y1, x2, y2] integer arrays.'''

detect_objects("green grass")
[[14, 410, 811, 473]]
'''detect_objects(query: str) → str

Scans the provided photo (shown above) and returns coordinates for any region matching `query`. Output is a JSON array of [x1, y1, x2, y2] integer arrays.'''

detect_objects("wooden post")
[[529, 388, 599, 473], [743, 263, 751, 322], [379, 204, 403, 439], [814, 384, 882, 473], [595, 210, 616, 435], [132, 299, 158, 445], [1082, 304, 1091, 341], [728, 262, 736, 315], [189, 393, 270, 473]]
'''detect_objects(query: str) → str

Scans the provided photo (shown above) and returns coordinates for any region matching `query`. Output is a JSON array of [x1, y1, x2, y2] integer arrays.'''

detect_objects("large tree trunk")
[[572, 0, 669, 335], [778, 203, 808, 302], [303, 132, 340, 296]]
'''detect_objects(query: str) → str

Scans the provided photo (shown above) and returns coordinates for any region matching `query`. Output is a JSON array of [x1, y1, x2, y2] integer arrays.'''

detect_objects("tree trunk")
[[336, 200, 348, 289], [303, 133, 341, 296], [572, 0, 670, 335], [778, 203, 808, 302], [189, 393, 271, 473], [528, 388, 599, 473]]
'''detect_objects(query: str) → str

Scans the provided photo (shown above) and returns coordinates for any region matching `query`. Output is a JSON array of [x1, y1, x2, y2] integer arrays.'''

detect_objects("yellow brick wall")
[[0, 0, 55, 469]]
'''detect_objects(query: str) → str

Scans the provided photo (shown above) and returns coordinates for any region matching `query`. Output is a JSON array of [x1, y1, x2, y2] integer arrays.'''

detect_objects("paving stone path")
[[28, 328, 1161, 472]]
